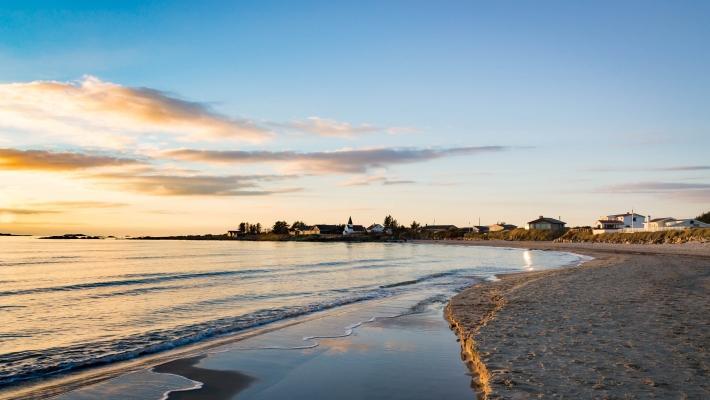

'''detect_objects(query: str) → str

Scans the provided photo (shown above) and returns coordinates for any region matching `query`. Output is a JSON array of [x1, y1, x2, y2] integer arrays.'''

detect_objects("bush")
[[555, 228, 710, 244], [464, 228, 566, 241]]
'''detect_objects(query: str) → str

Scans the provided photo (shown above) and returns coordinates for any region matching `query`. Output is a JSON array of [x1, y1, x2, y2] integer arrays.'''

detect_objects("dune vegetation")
[[556, 228, 710, 244]]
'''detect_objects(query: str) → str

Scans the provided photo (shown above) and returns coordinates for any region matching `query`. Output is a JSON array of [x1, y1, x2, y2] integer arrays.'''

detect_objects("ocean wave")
[[0, 269, 272, 298], [379, 270, 462, 288]]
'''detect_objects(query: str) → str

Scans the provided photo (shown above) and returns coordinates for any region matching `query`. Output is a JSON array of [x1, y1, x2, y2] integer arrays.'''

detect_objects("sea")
[[0, 237, 584, 394]]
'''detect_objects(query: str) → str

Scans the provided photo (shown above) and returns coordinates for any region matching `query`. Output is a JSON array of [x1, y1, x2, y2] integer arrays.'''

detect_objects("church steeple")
[[348, 216, 353, 225]]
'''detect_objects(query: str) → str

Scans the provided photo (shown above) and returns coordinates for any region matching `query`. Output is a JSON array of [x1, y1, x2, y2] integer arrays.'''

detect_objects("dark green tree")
[[291, 221, 307, 230], [255, 223, 262, 234], [410, 221, 420, 230], [272, 221, 290, 234], [697, 211, 710, 224], [383, 215, 399, 231]]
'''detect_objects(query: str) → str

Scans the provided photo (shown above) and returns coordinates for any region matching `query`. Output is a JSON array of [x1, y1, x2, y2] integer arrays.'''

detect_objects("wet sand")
[[53, 290, 474, 400], [432, 240, 710, 399], [152, 355, 255, 400]]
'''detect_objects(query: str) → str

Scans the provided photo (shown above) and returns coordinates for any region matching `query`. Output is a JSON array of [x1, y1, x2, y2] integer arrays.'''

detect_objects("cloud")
[[601, 182, 710, 192], [587, 165, 710, 172], [0, 207, 60, 215], [29, 201, 128, 209], [91, 172, 301, 196], [599, 181, 710, 203], [0, 148, 140, 171], [341, 175, 417, 186], [0, 76, 272, 147], [164, 146, 509, 174], [278, 117, 410, 138]]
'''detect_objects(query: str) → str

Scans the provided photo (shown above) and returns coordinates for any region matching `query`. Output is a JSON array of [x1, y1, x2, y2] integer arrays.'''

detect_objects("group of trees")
[[238, 222, 262, 235]]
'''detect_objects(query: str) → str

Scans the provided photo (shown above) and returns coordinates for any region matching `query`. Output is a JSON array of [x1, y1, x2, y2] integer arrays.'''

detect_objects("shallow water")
[[0, 237, 581, 390]]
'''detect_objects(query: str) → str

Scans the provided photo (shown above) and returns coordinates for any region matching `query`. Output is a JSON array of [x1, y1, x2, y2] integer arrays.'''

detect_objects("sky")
[[0, 0, 708, 235]]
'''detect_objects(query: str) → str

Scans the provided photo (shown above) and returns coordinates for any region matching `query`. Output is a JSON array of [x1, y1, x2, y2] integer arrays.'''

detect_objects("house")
[[647, 217, 710, 229], [314, 224, 342, 235], [227, 230, 243, 238], [607, 212, 646, 228], [667, 218, 710, 228], [367, 224, 386, 234], [526, 216, 566, 231], [488, 223, 517, 232], [421, 224, 458, 233], [474, 225, 489, 234], [645, 217, 676, 230], [289, 225, 320, 236], [343, 217, 367, 235], [594, 219, 624, 230]]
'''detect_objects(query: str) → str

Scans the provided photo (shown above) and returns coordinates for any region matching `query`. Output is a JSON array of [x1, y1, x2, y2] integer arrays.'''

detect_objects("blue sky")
[[0, 1, 708, 234]]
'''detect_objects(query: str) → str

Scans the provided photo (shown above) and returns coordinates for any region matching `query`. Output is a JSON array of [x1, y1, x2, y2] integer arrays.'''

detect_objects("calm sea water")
[[0, 237, 582, 388]]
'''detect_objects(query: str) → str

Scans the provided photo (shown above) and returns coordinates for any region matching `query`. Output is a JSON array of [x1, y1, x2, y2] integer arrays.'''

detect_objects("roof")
[[527, 216, 566, 225], [422, 225, 458, 230], [490, 223, 517, 228], [315, 224, 341, 233], [596, 219, 624, 224], [649, 217, 674, 222], [609, 212, 645, 217], [350, 225, 366, 231]]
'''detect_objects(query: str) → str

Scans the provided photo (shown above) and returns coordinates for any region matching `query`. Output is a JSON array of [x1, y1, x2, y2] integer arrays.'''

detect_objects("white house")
[[367, 224, 385, 234], [607, 212, 646, 228]]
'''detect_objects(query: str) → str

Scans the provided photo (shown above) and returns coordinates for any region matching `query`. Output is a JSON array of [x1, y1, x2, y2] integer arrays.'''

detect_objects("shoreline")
[[425, 240, 710, 399]]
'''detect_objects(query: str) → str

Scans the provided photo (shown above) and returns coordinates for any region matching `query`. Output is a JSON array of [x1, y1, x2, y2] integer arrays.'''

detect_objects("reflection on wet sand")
[[153, 355, 255, 400]]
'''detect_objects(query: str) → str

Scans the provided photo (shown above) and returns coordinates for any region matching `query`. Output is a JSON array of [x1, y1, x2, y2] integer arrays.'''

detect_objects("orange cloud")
[[90, 172, 301, 196], [0, 148, 140, 171], [0, 76, 272, 147]]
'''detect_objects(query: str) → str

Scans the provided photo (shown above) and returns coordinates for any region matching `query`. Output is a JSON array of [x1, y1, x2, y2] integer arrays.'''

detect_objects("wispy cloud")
[[0, 148, 140, 171], [277, 117, 411, 138], [0, 76, 272, 147], [91, 172, 301, 196], [586, 165, 710, 172], [164, 146, 509, 174], [341, 175, 417, 186], [601, 182, 710, 192], [28, 201, 128, 209], [599, 181, 710, 203], [0, 207, 60, 215]]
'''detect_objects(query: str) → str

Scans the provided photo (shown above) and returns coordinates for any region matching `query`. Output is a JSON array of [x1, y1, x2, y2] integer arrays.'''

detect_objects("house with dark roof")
[[489, 223, 517, 232], [421, 224, 458, 233], [314, 224, 342, 235], [526, 216, 566, 232]]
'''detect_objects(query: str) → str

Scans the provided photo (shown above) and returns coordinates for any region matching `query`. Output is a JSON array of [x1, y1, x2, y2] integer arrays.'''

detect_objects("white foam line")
[[228, 313, 407, 352], [157, 373, 203, 400]]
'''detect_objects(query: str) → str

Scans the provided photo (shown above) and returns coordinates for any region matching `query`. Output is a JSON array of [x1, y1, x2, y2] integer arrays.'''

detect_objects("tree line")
[[236, 215, 423, 235]]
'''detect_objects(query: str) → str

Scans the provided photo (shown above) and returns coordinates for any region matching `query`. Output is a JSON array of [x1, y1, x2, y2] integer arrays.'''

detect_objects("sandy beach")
[[432, 240, 710, 399]]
